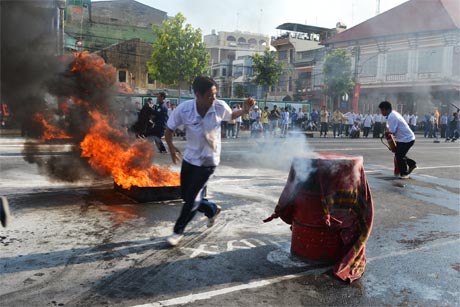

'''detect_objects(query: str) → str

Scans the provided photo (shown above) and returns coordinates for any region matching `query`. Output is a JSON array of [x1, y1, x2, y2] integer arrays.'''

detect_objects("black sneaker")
[[1, 196, 10, 227], [408, 165, 417, 174]]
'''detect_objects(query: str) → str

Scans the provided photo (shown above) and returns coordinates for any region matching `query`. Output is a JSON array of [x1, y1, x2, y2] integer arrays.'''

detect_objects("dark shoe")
[[0, 196, 10, 227], [408, 164, 417, 174], [207, 205, 222, 228]]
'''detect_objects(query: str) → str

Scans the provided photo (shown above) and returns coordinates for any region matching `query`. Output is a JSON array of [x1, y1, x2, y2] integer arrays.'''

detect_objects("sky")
[[132, 0, 409, 36]]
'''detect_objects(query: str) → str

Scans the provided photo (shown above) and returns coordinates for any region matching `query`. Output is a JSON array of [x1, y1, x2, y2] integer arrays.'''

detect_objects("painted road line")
[[132, 238, 460, 307], [132, 268, 329, 307]]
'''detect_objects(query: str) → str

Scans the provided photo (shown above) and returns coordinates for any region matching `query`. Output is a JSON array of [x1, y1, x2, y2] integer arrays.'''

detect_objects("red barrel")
[[291, 190, 343, 262], [287, 153, 363, 262]]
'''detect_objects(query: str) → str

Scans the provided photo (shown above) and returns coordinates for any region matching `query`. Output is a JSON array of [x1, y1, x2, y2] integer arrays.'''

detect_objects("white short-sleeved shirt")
[[387, 110, 415, 143], [167, 99, 232, 167]]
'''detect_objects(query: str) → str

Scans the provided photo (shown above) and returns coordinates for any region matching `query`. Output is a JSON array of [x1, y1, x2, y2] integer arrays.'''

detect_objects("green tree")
[[251, 49, 283, 106], [148, 13, 209, 98], [293, 79, 303, 101], [233, 84, 249, 98], [323, 49, 354, 110]]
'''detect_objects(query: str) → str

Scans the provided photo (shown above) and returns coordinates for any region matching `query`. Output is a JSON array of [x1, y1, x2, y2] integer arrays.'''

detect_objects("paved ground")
[[0, 130, 459, 306]]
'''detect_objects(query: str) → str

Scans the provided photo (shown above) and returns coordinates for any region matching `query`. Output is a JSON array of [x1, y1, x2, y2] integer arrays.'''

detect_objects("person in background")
[[269, 105, 281, 137], [251, 116, 263, 138], [362, 113, 374, 138], [226, 116, 236, 138], [133, 98, 155, 138], [446, 112, 458, 142], [261, 106, 270, 138], [379, 100, 417, 179], [151, 92, 168, 153], [164, 76, 255, 246], [332, 109, 343, 138], [1, 196, 10, 228], [440, 113, 448, 139], [233, 104, 242, 138], [319, 106, 329, 138], [409, 112, 418, 132], [280, 107, 289, 137], [349, 121, 361, 138]]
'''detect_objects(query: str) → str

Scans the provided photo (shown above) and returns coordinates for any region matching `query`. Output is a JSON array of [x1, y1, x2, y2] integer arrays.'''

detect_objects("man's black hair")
[[378, 100, 392, 110], [192, 76, 217, 96], [158, 92, 166, 99]]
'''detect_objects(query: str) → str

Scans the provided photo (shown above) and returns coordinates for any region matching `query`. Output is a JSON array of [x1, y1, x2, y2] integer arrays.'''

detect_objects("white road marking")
[[132, 238, 460, 307], [132, 269, 328, 307]]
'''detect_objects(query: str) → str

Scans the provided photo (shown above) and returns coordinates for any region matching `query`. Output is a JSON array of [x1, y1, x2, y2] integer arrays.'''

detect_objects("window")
[[222, 68, 227, 77], [118, 70, 127, 82], [289, 49, 294, 64], [418, 47, 443, 73], [227, 36, 236, 42], [278, 50, 288, 61], [360, 54, 378, 77], [386, 51, 408, 75]]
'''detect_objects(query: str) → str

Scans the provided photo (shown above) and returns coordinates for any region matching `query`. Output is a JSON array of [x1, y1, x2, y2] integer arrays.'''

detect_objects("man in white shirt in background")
[[378, 100, 417, 179]]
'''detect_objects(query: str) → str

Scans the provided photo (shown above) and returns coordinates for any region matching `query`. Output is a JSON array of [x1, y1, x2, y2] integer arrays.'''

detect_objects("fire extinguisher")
[[381, 132, 399, 175], [384, 132, 397, 152]]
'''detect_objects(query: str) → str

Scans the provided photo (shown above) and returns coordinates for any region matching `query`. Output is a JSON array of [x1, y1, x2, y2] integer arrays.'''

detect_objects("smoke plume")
[[0, 1, 126, 183]]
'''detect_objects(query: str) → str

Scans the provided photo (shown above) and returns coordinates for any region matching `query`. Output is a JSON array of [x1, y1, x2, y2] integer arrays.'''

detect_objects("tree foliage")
[[251, 49, 283, 103], [323, 49, 354, 106], [147, 13, 209, 88]]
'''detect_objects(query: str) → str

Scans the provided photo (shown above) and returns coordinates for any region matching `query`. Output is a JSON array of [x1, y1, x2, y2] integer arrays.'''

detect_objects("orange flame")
[[32, 113, 72, 141], [80, 111, 180, 189]]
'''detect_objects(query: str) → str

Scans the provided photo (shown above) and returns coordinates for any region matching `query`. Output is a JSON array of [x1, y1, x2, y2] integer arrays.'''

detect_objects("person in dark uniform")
[[151, 92, 168, 153]]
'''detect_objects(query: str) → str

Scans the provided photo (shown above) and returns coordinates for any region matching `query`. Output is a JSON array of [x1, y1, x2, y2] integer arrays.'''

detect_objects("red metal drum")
[[291, 190, 343, 262], [284, 153, 366, 262], [267, 152, 373, 281]]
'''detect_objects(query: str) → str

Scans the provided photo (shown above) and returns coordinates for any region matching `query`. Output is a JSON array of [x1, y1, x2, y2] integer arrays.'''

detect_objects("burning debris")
[[1, 1, 179, 188]]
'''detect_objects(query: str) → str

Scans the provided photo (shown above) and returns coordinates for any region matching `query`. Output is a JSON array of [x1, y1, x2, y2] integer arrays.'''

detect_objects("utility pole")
[[376, 0, 381, 15], [57, 0, 66, 56]]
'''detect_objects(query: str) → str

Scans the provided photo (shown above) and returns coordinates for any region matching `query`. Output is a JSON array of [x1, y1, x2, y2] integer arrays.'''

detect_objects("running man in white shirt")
[[378, 101, 417, 179], [164, 76, 255, 246]]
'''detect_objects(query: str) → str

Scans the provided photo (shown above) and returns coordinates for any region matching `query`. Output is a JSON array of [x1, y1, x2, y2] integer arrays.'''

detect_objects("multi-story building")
[[64, 0, 169, 94], [65, 0, 166, 52], [204, 30, 269, 97], [323, 0, 460, 115], [270, 23, 344, 103]]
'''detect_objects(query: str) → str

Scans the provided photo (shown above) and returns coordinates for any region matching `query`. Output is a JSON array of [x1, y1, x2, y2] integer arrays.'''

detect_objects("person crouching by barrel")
[[378, 101, 417, 179]]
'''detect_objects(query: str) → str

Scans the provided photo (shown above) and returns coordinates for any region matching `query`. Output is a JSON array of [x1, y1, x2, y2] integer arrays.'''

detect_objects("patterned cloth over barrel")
[[264, 153, 374, 282]]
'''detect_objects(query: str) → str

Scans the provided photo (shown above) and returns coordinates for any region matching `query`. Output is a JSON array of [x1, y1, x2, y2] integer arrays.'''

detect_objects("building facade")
[[204, 30, 269, 98], [270, 23, 343, 103], [323, 0, 460, 115]]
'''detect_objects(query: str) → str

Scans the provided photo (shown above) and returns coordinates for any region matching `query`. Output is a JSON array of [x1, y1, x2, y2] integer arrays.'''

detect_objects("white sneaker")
[[399, 175, 410, 179], [166, 233, 184, 246], [207, 205, 222, 228]]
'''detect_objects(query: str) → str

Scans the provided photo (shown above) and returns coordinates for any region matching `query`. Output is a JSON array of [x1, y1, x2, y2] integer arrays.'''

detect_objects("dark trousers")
[[333, 123, 342, 137], [173, 160, 218, 234], [395, 140, 416, 176], [320, 122, 328, 136]]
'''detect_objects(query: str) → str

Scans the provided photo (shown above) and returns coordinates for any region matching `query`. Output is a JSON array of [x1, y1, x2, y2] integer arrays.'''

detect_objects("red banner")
[[353, 83, 361, 113]]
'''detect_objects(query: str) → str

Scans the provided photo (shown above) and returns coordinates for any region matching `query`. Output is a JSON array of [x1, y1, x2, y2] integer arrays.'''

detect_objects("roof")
[[276, 23, 333, 34], [324, 0, 460, 45]]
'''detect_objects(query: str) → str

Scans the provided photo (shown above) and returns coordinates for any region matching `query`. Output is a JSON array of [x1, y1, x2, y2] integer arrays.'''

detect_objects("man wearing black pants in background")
[[379, 100, 417, 179]]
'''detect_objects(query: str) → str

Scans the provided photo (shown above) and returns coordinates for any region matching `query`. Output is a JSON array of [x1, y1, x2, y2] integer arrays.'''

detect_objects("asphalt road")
[[0, 131, 459, 306]]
